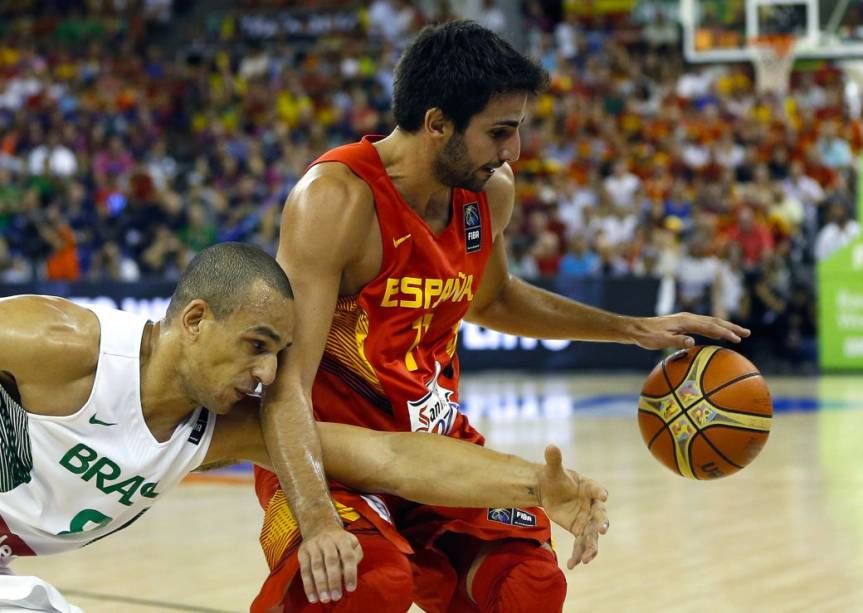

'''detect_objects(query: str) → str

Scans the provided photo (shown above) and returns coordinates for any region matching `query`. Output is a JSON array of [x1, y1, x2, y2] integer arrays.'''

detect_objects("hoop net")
[[748, 35, 797, 96]]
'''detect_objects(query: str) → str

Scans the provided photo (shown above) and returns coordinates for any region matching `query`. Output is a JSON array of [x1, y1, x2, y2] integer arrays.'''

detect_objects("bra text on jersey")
[[381, 273, 475, 309], [59, 443, 160, 507]]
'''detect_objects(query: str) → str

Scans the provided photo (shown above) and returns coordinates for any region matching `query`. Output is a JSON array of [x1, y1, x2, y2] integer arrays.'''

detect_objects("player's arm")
[[0, 296, 98, 411], [204, 416, 609, 568], [320, 425, 609, 568], [261, 164, 377, 604], [466, 165, 750, 349]]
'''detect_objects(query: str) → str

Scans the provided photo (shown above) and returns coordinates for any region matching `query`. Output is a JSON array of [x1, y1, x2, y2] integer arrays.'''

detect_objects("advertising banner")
[[0, 277, 663, 372]]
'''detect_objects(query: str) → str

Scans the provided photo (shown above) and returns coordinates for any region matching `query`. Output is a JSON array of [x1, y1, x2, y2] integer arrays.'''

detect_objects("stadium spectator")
[[815, 200, 861, 261]]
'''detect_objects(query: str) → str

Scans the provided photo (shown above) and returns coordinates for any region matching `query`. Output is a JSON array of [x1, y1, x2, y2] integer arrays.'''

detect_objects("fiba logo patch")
[[407, 362, 460, 435], [487, 507, 537, 528], [464, 202, 482, 253]]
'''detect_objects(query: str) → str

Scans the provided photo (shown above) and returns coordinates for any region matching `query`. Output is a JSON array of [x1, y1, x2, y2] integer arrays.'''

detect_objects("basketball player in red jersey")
[[255, 20, 751, 612]]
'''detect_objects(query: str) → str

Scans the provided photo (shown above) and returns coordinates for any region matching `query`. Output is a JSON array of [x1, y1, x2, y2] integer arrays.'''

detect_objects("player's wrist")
[[530, 463, 545, 507], [297, 503, 342, 536], [620, 315, 647, 345]]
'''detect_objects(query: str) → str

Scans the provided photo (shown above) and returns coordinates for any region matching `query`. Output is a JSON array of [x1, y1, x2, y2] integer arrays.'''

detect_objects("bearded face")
[[432, 130, 497, 192]]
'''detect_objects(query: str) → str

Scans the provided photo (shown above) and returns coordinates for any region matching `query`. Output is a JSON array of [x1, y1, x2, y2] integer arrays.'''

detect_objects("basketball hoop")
[[748, 34, 797, 96]]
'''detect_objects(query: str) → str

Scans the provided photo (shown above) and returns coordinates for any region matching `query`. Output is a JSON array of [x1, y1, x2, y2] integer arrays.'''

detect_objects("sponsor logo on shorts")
[[360, 495, 394, 525], [487, 507, 537, 528], [407, 362, 459, 435]]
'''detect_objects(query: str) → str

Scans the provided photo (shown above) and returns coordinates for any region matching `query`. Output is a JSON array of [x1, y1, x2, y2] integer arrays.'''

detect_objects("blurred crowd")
[[1, 0, 861, 367]]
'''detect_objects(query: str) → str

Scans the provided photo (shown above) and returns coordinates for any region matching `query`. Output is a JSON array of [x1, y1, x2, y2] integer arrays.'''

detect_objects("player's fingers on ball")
[[674, 334, 695, 348], [298, 547, 319, 604], [323, 543, 344, 601]]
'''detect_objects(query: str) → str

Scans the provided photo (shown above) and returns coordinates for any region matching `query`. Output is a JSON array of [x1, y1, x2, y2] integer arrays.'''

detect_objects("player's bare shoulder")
[[283, 162, 377, 243], [0, 295, 99, 391], [0, 296, 101, 417], [483, 162, 516, 236], [279, 161, 382, 287]]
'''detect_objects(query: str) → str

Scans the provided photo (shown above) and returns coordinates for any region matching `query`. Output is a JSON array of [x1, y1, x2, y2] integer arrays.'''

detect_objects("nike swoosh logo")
[[89, 414, 117, 427], [393, 234, 412, 248]]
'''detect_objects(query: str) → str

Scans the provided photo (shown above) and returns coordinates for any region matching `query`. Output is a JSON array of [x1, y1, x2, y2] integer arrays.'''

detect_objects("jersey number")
[[405, 314, 433, 371]]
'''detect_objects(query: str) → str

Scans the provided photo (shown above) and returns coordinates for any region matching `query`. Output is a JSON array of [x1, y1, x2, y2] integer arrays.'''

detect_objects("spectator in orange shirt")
[[40, 205, 80, 281]]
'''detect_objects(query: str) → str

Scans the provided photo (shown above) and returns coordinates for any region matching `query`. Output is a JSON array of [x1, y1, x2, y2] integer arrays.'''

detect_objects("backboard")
[[681, 0, 863, 62]]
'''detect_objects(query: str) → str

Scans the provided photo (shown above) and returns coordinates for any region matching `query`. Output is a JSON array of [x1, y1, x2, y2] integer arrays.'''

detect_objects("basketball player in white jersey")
[[0, 243, 607, 612]]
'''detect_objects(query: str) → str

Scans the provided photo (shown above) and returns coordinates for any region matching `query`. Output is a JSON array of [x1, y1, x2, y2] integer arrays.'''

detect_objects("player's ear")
[[181, 299, 208, 339], [424, 107, 451, 140]]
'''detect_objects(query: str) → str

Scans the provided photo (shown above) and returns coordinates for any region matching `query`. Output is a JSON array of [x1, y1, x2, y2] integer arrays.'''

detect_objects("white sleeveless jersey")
[[0, 306, 216, 557]]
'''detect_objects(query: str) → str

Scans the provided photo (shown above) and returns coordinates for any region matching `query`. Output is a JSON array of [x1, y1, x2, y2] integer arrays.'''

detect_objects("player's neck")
[[138, 321, 197, 442], [374, 128, 451, 218]]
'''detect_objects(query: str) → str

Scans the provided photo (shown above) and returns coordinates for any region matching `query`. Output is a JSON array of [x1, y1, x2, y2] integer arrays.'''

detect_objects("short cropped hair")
[[393, 20, 549, 133], [165, 243, 293, 322]]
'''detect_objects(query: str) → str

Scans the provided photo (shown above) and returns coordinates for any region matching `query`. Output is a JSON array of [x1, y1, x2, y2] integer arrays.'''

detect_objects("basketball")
[[638, 346, 772, 479]]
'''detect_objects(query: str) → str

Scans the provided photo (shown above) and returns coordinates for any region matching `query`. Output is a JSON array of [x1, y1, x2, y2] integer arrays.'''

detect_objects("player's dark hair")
[[165, 242, 293, 322], [393, 20, 549, 133]]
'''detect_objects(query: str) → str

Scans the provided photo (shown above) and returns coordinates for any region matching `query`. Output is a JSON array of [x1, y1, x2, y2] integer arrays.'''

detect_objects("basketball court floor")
[[14, 372, 863, 613]]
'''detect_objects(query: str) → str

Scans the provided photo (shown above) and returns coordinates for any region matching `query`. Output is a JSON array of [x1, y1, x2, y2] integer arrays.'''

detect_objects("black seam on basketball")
[[689, 433, 702, 480], [640, 410, 668, 449], [696, 428, 744, 470], [703, 371, 762, 398], [664, 347, 706, 390], [698, 347, 723, 399], [642, 346, 709, 400], [681, 373, 762, 415]]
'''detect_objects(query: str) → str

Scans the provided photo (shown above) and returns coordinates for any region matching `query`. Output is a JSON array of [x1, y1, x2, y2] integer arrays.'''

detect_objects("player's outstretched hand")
[[298, 526, 363, 604], [537, 445, 609, 569], [629, 312, 750, 350]]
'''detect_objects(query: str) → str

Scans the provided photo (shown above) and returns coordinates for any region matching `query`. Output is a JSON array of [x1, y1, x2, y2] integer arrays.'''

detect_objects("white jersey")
[[0, 306, 216, 558]]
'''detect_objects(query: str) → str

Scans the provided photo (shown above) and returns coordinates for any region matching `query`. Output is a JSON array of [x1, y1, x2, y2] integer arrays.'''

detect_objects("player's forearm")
[[319, 423, 541, 508], [468, 276, 639, 343], [261, 392, 341, 533]]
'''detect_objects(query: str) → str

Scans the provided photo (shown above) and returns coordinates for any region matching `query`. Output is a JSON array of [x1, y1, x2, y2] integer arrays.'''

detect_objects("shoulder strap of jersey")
[[88, 307, 150, 359], [309, 136, 387, 186]]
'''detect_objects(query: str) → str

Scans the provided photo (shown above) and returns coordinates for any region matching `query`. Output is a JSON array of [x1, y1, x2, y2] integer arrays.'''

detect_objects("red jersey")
[[251, 140, 554, 611], [309, 136, 494, 441]]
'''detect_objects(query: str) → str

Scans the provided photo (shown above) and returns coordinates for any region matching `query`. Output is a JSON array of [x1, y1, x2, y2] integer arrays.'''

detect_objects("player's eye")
[[250, 340, 267, 353]]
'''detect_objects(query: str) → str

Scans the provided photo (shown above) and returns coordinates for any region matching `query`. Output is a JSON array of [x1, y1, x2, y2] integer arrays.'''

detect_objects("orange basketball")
[[638, 346, 772, 479]]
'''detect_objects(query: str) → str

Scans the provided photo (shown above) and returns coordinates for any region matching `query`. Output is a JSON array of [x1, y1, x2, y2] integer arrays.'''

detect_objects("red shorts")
[[252, 469, 553, 612]]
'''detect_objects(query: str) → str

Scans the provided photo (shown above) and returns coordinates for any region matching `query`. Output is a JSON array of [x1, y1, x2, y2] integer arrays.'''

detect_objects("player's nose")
[[253, 353, 278, 386], [500, 132, 521, 163]]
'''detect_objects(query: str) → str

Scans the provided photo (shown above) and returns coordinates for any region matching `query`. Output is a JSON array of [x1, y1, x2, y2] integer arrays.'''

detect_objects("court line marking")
[[59, 589, 234, 612]]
